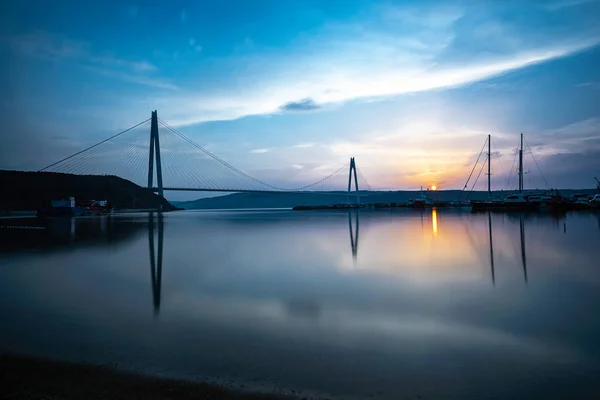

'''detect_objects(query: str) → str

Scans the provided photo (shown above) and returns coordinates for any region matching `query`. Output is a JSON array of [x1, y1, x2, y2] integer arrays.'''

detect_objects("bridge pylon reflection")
[[148, 212, 164, 316], [348, 211, 359, 261]]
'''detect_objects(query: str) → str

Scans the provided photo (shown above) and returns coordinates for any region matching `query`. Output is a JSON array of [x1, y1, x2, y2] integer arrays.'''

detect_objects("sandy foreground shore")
[[0, 354, 297, 400]]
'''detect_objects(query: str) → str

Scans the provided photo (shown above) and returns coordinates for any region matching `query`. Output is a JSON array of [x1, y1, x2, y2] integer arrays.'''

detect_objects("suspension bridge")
[[39, 111, 373, 199]]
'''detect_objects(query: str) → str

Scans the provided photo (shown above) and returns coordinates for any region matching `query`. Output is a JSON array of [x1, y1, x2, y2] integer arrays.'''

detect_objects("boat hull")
[[471, 201, 540, 212], [37, 206, 86, 218]]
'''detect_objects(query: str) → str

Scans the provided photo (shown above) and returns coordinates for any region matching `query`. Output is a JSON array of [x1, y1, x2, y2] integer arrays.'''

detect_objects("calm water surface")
[[1, 209, 600, 399]]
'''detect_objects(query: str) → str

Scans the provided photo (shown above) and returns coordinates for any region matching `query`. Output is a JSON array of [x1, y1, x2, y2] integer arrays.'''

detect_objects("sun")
[[431, 185, 437, 191]]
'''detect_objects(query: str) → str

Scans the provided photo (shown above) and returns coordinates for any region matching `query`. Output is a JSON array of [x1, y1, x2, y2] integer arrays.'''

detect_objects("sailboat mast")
[[518, 133, 524, 192], [487, 134, 491, 201]]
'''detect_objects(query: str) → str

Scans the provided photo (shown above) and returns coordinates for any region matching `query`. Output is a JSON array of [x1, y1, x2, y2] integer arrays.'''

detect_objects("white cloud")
[[382, 4, 463, 29], [250, 148, 272, 154], [159, 37, 599, 127], [576, 81, 600, 89], [152, 0, 600, 127], [130, 60, 157, 72], [189, 38, 202, 52], [532, 118, 600, 154], [7, 31, 176, 90], [292, 142, 316, 148], [82, 66, 179, 90], [544, 0, 599, 11]]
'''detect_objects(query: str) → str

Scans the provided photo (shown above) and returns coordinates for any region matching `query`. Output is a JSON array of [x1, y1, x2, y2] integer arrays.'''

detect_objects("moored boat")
[[472, 194, 540, 212], [470, 134, 541, 212], [407, 190, 435, 208], [84, 200, 114, 215], [37, 197, 86, 217]]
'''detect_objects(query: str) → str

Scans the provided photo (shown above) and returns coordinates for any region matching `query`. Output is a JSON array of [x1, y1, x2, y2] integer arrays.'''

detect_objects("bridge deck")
[[150, 187, 370, 197]]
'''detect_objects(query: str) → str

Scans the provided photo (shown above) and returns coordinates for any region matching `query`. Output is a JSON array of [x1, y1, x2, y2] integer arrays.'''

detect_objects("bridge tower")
[[347, 157, 359, 204], [147, 110, 164, 197]]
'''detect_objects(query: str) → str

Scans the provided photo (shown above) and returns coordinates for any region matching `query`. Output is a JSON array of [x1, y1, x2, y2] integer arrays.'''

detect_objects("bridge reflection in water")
[[348, 211, 359, 261], [146, 210, 361, 315], [148, 212, 164, 316], [140, 207, 565, 315], [115, 207, 546, 314], [143, 208, 536, 315]]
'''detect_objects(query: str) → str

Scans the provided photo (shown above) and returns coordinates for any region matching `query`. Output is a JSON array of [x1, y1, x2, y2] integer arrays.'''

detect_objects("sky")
[[1, 0, 600, 196]]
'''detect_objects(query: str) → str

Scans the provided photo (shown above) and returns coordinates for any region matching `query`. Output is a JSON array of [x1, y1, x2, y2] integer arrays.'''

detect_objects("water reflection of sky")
[[1, 210, 599, 399]]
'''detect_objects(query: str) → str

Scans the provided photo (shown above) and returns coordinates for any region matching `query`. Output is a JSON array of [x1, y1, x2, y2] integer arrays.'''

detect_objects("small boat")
[[472, 193, 540, 211], [568, 194, 591, 209], [408, 189, 435, 208], [589, 178, 600, 209], [37, 197, 86, 218], [374, 202, 407, 209], [84, 200, 114, 216], [526, 194, 552, 207], [408, 195, 434, 208], [503, 193, 541, 209]]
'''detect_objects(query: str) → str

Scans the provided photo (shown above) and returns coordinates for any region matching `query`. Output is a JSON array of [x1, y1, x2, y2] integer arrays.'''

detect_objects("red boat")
[[83, 200, 113, 215]]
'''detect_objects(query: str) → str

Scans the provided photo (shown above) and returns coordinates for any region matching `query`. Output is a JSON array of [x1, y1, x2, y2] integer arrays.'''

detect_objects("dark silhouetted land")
[[0, 170, 176, 212], [173, 189, 598, 209]]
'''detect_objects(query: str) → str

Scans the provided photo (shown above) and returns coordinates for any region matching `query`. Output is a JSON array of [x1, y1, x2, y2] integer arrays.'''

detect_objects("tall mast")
[[518, 133, 524, 192], [487, 134, 491, 201]]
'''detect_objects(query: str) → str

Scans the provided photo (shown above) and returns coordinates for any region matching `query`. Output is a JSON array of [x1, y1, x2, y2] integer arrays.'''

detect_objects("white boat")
[[503, 193, 530, 203], [50, 197, 75, 208], [526, 194, 553, 208], [570, 194, 591, 205]]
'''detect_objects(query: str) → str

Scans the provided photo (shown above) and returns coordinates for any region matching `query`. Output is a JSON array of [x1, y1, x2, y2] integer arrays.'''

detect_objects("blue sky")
[[1, 0, 600, 193]]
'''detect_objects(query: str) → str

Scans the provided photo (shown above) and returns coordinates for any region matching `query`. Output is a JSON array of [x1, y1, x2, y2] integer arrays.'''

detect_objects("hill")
[[173, 189, 599, 210], [0, 170, 176, 211]]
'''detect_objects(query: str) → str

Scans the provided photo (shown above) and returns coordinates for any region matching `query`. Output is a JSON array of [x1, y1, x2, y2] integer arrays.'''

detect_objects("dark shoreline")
[[0, 354, 293, 400]]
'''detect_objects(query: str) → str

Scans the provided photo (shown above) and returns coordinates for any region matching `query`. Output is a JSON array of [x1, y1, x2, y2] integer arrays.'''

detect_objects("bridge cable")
[[158, 119, 287, 190], [39, 118, 151, 172], [158, 118, 349, 192], [294, 164, 349, 191], [356, 167, 373, 191]]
